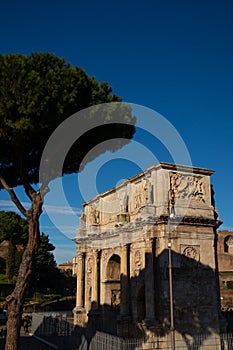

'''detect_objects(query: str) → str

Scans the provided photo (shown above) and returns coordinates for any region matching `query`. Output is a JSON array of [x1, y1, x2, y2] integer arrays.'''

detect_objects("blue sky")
[[0, 0, 233, 264]]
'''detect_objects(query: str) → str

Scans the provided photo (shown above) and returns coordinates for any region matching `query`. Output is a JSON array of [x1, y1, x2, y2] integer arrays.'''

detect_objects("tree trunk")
[[6, 239, 15, 283], [5, 193, 42, 350]]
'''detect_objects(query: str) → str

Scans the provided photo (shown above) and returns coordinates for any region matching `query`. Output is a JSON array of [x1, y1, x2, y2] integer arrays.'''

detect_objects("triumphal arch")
[[73, 163, 222, 338]]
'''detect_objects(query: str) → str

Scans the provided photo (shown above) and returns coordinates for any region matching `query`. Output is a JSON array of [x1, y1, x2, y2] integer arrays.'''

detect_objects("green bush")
[[226, 281, 233, 289], [0, 274, 8, 284]]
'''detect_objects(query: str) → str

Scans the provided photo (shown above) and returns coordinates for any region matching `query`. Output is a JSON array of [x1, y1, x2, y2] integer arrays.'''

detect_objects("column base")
[[143, 317, 158, 328], [87, 309, 101, 332], [117, 314, 132, 337], [73, 306, 86, 326]]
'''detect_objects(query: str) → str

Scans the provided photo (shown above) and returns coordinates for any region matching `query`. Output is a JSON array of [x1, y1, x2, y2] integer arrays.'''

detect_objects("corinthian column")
[[91, 249, 98, 309], [144, 238, 155, 325], [76, 252, 84, 308], [120, 245, 129, 315]]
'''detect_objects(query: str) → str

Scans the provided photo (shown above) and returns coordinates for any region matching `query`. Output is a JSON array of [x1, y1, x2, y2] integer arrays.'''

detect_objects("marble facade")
[[73, 162, 223, 337]]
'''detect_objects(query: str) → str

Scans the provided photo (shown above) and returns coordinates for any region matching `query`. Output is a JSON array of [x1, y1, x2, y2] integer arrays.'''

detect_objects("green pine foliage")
[[30, 233, 60, 293], [0, 52, 134, 188], [0, 211, 28, 282]]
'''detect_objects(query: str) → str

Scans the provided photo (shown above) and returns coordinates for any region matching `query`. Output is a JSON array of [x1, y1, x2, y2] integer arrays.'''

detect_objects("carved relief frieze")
[[170, 172, 205, 202], [130, 176, 154, 213], [111, 289, 120, 310]]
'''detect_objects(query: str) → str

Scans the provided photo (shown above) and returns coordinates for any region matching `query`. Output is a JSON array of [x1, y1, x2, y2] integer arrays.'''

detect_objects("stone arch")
[[224, 235, 233, 254], [104, 254, 121, 310], [106, 254, 121, 281], [137, 285, 146, 322]]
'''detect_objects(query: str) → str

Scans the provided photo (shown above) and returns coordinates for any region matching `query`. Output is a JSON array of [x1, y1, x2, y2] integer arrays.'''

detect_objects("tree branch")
[[21, 174, 35, 201], [0, 177, 27, 217]]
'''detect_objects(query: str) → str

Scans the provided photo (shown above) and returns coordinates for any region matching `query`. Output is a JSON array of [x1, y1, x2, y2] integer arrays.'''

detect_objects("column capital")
[[121, 244, 128, 253], [144, 237, 153, 249], [92, 248, 99, 256], [77, 252, 84, 260]]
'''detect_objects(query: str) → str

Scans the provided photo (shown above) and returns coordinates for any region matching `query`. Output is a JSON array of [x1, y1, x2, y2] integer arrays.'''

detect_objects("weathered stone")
[[73, 162, 223, 339]]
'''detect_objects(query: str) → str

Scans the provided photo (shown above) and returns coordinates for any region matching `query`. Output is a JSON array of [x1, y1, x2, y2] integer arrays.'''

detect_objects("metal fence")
[[31, 314, 233, 350], [88, 331, 229, 350], [31, 312, 75, 337], [31, 312, 79, 350], [89, 332, 143, 350]]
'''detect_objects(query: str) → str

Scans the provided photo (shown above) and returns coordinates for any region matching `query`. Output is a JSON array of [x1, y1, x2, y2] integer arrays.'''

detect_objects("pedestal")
[[117, 213, 130, 224], [73, 306, 86, 327], [117, 314, 131, 337]]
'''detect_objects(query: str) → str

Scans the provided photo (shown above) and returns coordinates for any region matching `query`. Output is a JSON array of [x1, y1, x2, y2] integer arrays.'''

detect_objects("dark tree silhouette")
[[0, 52, 135, 350]]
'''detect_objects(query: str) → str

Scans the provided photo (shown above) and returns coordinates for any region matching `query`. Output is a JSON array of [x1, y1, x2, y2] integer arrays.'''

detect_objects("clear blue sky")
[[0, 0, 233, 264]]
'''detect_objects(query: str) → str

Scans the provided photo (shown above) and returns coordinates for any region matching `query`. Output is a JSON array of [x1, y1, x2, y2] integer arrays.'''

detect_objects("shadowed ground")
[[0, 326, 54, 350]]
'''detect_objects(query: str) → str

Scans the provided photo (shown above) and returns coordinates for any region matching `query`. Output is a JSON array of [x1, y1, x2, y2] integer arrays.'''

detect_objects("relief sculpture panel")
[[131, 177, 153, 211], [181, 245, 200, 265], [134, 249, 143, 276], [111, 290, 120, 310], [86, 257, 93, 286], [170, 172, 205, 203]]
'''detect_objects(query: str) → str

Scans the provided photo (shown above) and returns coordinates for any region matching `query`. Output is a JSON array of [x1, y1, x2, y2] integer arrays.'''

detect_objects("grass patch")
[[220, 272, 233, 276], [0, 274, 9, 284]]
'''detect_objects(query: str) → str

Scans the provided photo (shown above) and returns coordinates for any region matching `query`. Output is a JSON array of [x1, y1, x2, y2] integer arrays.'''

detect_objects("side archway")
[[105, 254, 121, 310]]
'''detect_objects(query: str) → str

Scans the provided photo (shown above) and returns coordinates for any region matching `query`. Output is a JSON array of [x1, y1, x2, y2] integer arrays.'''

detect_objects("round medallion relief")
[[182, 246, 199, 260]]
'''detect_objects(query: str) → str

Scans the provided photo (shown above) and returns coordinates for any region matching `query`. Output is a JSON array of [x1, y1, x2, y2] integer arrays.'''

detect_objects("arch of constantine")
[[73, 162, 223, 338]]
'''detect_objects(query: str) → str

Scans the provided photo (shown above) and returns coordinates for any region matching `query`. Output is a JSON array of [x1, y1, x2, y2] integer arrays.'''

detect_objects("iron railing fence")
[[88, 331, 228, 350], [31, 313, 233, 350]]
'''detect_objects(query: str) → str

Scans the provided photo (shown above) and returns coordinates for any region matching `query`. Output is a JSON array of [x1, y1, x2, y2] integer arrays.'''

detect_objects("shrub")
[[226, 281, 233, 289]]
